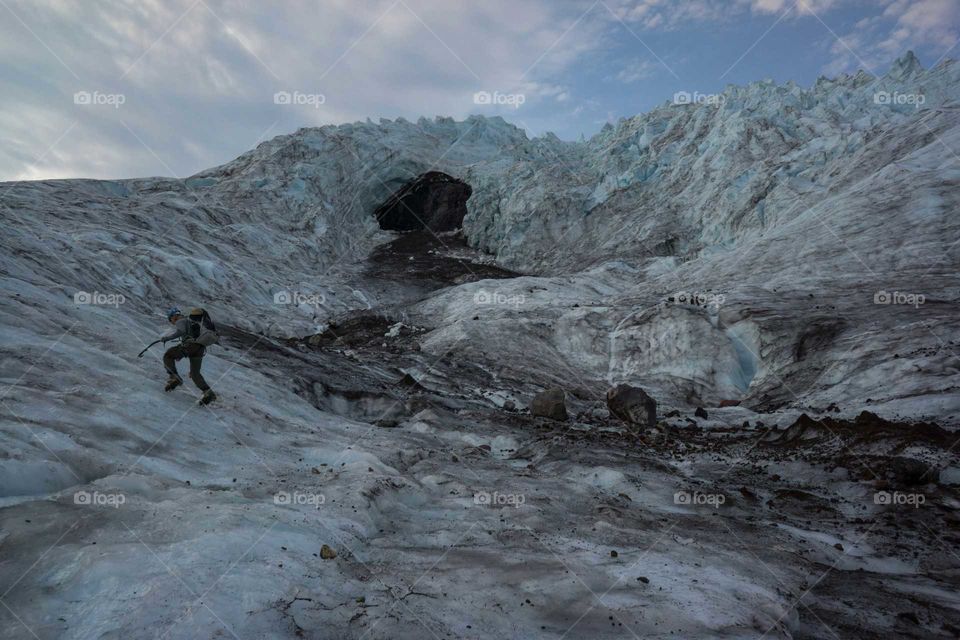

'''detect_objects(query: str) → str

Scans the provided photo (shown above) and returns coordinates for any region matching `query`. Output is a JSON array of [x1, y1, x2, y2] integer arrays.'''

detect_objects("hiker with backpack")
[[159, 307, 219, 405]]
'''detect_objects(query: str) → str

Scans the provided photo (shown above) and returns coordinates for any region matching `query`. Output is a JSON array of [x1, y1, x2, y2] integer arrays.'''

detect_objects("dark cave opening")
[[373, 171, 472, 232]]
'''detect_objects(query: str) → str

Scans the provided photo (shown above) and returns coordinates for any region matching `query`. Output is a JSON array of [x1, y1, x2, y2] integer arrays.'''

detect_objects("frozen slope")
[[0, 52, 959, 639], [464, 52, 960, 271], [2, 281, 957, 639], [3, 53, 956, 417], [417, 104, 960, 415]]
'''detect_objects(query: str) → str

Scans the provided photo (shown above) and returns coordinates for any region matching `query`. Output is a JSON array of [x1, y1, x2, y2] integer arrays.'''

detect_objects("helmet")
[[166, 307, 182, 320]]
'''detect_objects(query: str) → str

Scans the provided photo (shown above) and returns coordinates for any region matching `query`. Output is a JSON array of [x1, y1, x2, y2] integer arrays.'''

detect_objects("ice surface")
[[0, 53, 958, 638]]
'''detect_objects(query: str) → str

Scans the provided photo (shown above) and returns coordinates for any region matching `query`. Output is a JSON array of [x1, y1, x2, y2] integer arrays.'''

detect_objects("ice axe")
[[138, 339, 163, 358]]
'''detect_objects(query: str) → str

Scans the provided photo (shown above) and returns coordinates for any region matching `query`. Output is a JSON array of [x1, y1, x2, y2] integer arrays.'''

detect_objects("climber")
[[160, 306, 219, 405]]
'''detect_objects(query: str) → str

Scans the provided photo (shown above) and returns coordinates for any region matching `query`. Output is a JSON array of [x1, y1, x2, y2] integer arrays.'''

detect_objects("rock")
[[503, 399, 516, 412], [694, 407, 709, 419], [610, 550, 618, 558], [897, 611, 920, 625], [606, 384, 657, 428], [320, 544, 337, 560], [939, 466, 960, 486], [637, 576, 650, 584], [719, 399, 741, 407], [589, 406, 610, 420], [530, 388, 568, 421], [882, 456, 938, 486]]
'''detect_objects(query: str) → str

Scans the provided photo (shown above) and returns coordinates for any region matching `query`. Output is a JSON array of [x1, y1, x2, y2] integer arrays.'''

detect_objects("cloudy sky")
[[2, 0, 958, 181]]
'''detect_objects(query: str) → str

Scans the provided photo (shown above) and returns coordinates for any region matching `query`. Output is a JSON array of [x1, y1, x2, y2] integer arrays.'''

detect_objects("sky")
[[1, 0, 958, 181]]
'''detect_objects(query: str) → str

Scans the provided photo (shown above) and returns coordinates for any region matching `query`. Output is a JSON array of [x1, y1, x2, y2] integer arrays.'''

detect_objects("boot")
[[199, 389, 217, 405], [164, 375, 183, 392]]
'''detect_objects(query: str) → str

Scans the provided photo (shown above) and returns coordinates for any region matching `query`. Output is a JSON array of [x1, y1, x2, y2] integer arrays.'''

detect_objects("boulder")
[[530, 388, 568, 421], [606, 384, 657, 428], [882, 456, 938, 486]]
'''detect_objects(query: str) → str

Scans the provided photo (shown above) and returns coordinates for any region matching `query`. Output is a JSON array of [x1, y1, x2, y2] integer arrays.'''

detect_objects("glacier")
[[0, 51, 958, 638]]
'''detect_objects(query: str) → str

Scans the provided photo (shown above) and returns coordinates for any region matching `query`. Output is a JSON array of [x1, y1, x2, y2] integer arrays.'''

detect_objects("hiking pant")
[[163, 342, 210, 391]]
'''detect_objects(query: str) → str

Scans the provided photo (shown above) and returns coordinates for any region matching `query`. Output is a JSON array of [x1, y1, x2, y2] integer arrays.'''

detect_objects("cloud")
[[0, 0, 607, 179], [3, 0, 957, 180], [746, 0, 844, 17], [605, 0, 731, 30], [604, 0, 841, 29], [821, 0, 960, 73], [879, 0, 960, 53], [613, 59, 659, 83]]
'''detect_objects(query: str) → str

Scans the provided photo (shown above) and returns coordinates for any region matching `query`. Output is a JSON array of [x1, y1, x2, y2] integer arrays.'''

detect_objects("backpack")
[[187, 307, 219, 346]]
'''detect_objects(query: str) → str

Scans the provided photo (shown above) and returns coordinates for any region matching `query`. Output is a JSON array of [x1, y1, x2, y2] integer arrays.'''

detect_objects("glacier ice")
[[0, 52, 959, 638]]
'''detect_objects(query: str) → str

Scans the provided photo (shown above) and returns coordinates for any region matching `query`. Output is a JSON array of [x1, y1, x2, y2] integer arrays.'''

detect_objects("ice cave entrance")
[[373, 171, 472, 232]]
